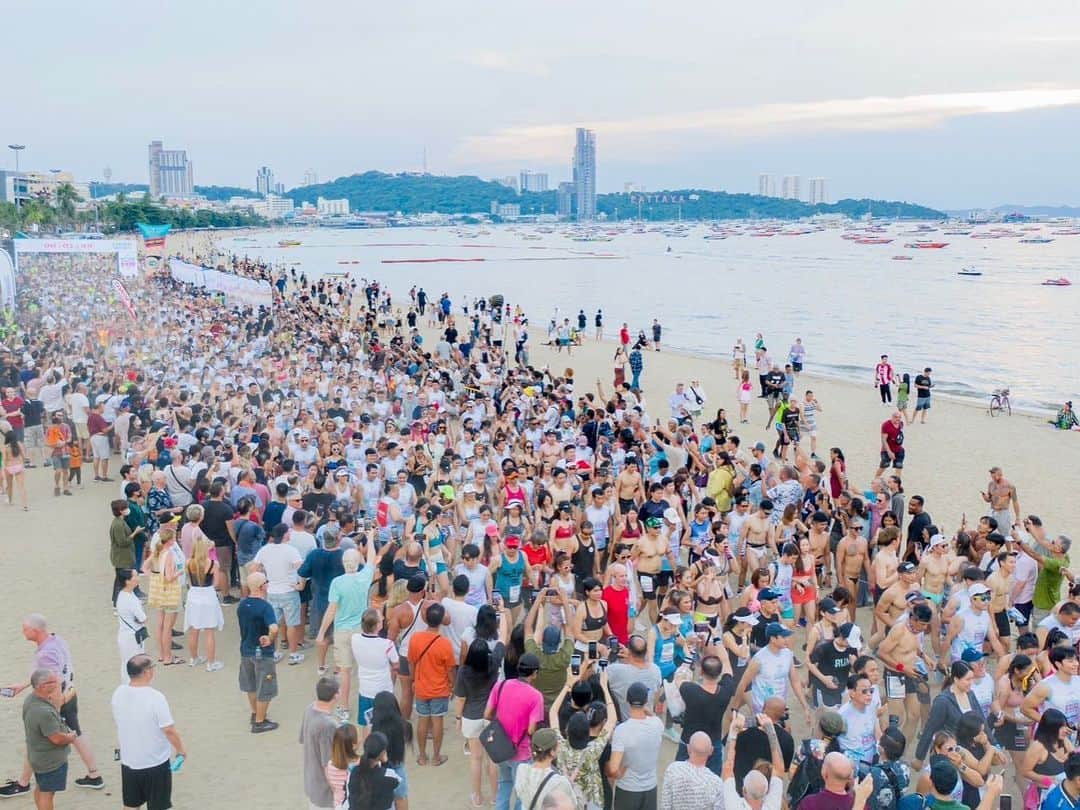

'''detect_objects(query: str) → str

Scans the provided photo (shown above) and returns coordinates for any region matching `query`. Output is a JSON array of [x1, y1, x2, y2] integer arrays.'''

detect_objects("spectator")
[[798, 751, 855, 810], [442, 574, 480, 657], [787, 710, 845, 809], [347, 731, 401, 810], [300, 676, 341, 810], [524, 595, 576, 711], [352, 609, 399, 737], [316, 537, 377, 721], [455, 638, 504, 807], [721, 712, 786, 810], [111, 655, 186, 810], [21, 669, 77, 810], [900, 759, 1003, 810], [237, 571, 280, 733], [548, 660, 617, 810], [607, 682, 664, 810], [234, 497, 266, 598], [486, 652, 545, 810], [254, 523, 305, 665], [661, 731, 725, 810], [606, 634, 663, 720], [1042, 751, 1080, 810], [325, 725, 361, 809], [513, 727, 575, 810], [408, 602, 456, 767], [369, 691, 413, 808], [677, 654, 731, 771], [866, 726, 910, 810], [734, 697, 795, 792], [298, 520, 346, 645]]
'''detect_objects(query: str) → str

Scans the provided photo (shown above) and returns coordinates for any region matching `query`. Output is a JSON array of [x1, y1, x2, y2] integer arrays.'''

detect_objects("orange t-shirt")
[[407, 629, 456, 700], [69, 445, 83, 468]]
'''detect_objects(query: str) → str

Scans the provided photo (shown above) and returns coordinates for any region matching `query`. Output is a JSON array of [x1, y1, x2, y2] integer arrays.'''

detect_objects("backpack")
[[788, 737, 837, 810], [868, 760, 910, 810]]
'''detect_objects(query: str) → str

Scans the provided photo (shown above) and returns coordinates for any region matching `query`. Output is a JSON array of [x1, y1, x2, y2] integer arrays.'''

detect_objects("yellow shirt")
[[706, 467, 734, 511]]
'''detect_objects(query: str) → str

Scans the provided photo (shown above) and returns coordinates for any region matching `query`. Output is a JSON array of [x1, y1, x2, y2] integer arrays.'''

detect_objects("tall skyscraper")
[[148, 140, 193, 197], [809, 177, 828, 204], [757, 174, 776, 198], [302, 168, 318, 187], [556, 182, 575, 219], [519, 171, 549, 193], [781, 175, 801, 201], [572, 128, 597, 221], [256, 166, 274, 197]]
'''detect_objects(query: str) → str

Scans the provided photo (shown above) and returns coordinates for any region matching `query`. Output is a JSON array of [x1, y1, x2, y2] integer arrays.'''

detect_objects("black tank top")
[[572, 539, 597, 582], [582, 601, 607, 632]]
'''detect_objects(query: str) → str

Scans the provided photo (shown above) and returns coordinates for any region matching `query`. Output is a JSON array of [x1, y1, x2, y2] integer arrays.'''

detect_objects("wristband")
[[895, 663, 905, 672]]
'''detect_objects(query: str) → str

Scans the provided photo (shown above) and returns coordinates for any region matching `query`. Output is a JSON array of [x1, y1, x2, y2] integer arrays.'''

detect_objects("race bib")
[[640, 576, 654, 594], [885, 674, 906, 700], [509, 585, 521, 603]]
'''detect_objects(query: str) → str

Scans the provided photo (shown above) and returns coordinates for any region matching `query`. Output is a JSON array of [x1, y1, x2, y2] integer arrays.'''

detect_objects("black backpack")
[[788, 736, 838, 810]]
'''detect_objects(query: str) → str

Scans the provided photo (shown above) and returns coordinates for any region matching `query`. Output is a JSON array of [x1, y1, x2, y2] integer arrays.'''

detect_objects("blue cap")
[[765, 622, 793, 639], [758, 588, 782, 602], [542, 626, 563, 655], [960, 647, 985, 663]]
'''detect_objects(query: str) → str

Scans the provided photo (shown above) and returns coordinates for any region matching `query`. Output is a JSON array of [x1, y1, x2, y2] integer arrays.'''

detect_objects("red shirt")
[[522, 543, 551, 570], [2, 397, 25, 429], [87, 411, 110, 437], [880, 419, 904, 454], [602, 585, 631, 644]]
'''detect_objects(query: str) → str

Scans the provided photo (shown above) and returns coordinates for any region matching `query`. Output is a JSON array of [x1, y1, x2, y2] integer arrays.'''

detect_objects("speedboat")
[[855, 237, 893, 244], [957, 268, 982, 276], [1042, 277, 1072, 286], [904, 241, 948, 249], [278, 239, 301, 247], [1020, 237, 1054, 244], [892, 255, 912, 260]]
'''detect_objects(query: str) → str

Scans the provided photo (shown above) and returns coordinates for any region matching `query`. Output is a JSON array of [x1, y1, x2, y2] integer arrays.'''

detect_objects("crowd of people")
[[0, 240, 1076, 810]]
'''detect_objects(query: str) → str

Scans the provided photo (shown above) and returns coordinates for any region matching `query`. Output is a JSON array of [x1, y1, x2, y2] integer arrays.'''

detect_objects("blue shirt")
[[234, 518, 266, 566], [298, 549, 346, 610], [1044, 785, 1080, 810], [237, 596, 277, 658], [262, 501, 286, 533]]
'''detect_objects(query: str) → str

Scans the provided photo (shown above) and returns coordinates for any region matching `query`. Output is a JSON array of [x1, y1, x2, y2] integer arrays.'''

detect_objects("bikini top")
[[582, 601, 608, 632]]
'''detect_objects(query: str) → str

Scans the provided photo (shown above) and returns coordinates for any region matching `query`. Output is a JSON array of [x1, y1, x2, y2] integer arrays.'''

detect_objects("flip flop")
[[416, 756, 428, 766], [162, 658, 185, 666], [432, 755, 448, 767]]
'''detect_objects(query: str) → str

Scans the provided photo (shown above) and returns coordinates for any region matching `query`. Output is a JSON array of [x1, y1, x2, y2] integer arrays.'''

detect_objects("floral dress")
[[555, 729, 610, 808]]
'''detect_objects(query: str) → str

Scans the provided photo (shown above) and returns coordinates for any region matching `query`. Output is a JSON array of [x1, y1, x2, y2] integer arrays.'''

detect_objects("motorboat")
[[1042, 277, 1072, 286], [854, 237, 893, 244], [1020, 237, 1054, 244], [278, 239, 302, 247], [904, 241, 948, 248], [957, 268, 982, 276], [892, 255, 913, 260]]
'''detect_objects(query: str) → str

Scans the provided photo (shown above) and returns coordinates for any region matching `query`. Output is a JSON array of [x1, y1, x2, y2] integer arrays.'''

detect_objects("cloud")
[[455, 87, 1080, 163], [458, 50, 550, 78]]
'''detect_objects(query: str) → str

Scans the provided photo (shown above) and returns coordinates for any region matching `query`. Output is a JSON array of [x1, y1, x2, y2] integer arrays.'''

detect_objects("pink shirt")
[[875, 363, 894, 386], [486, 678, 544, 762]]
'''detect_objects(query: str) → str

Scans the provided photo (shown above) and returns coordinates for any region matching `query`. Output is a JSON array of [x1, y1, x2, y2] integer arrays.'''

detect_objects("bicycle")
[[989, 388, 1012, 417]]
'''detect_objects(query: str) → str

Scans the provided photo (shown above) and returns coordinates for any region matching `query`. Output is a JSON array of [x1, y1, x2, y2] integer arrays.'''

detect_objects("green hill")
[[90, 183, 259, 201], [285, 171, 944, 220]]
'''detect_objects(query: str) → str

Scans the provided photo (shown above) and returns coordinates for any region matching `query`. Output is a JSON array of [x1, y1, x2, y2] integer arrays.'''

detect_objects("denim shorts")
[[414, 696, 449, 717], [267, 591, 301, 626], [35, 762, 67, 793]]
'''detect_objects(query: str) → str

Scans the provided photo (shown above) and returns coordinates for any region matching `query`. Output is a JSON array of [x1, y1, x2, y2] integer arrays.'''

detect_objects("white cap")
[[663, 507, 679, 523], [928, 533, 948, 549], [969, 583, 991, 597]]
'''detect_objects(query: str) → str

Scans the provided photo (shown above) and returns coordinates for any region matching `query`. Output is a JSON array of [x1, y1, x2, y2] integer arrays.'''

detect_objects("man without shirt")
[[878, 601, 935, 750]]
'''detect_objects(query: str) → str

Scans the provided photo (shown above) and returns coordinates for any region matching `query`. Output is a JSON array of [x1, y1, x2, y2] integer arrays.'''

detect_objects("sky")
[[5, 0, 1080, 209]]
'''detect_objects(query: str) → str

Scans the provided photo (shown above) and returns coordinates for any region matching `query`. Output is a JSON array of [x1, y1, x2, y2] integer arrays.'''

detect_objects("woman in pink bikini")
[[2, 427, 28, 511]]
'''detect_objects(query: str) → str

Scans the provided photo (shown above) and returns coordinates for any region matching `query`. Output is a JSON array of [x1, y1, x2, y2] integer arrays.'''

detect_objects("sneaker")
[[171, 629, 184, 638], [273, 652, 283, 663], [0, 780, 30, 797], [334, 706, 349, 723], [206, 661, 225, 672], [63, 490, 72, 496], [189, 656, 207, 667], [251, 720, 280, 734], [288, 652, 305, 665], [75, 775, 105, 790], [222, 595, 240, 605], [171, 642, 183, 651]]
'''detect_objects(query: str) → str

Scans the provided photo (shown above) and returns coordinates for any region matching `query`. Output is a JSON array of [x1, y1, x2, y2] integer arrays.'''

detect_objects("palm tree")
[[54, 182, 79, 227]]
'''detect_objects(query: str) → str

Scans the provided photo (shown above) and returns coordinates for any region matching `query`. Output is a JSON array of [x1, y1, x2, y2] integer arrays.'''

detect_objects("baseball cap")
[[819, 710, 846, 737], [819, 598, 843, 615], [765, 622, 793, 639], [969, 583, 991, 598], [504, 536, 521, 548], [928, 533, 948, 549], [542, 626, 563, 655], [663, 507, 679, 523], [899, 561, 917, 574], [837, 622, 862, 649], [753, 442, 766, 452], [758, 588, 782, 602], [531, 727, 559, 753], [485, 523, 500, 536], [961, 647, 986, 663], [660, 613, 682, 625], [518, 653, 541, 675], [626, 682, 651, 707], [644, 517, 663, 529]]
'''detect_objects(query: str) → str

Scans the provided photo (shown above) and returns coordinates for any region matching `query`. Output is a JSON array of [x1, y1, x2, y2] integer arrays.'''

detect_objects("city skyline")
[[6, 2, 1080, 208]]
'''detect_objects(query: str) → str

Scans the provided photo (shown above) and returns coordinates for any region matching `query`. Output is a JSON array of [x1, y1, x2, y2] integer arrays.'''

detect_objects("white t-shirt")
[[39, 382, 65, 414], [289, 531, 317, 560], [111, 685, 174, 769], [254, 543, 303, 595], [838, 701, 878, 766], [351, 633, 399, 699], [68, 392, 90, 423], [440, 598, 478, 652]]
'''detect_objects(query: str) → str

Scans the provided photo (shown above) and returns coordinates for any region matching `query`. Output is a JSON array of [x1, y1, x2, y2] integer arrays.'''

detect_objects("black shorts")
[[879, 448, 905, 469], [638, 572, 659, 600], [618, 498, 638, 515], [993, 609, 1011, 638], [122, 760, 172, 810], [656, 570, 673, 589], [60, 694, 82, 736], [904, 673, 931, 705]]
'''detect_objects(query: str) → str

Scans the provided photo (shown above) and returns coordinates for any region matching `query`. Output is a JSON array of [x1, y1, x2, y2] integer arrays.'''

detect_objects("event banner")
[[112, 278, 137, 320], [169, 259, 273, 307], [13, 238, 139, 278], [136, 223, 171, 257]]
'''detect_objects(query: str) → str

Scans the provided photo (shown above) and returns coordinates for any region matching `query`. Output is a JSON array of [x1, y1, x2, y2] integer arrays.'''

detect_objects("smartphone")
[[0, 688, 14, 698], [588, 641, 598, 660], [598, 658, 609, 672], [693, 622, 710, 636], [608, 636, 620, 656], [492, 593, 503, 609], [571, 654, 582, 676], [1000, 796, 1012, 810]]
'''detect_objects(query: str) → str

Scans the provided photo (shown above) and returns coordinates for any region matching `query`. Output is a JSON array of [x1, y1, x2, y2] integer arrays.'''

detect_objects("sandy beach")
[[0, 228, 1073, 806]]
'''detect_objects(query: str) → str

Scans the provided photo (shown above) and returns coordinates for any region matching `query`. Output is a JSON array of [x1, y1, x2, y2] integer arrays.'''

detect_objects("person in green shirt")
[[523, 593, 574, 712], [1023, 535, 1075, 612], [22, 669, 76, 808], [124, 482, 149, 571]]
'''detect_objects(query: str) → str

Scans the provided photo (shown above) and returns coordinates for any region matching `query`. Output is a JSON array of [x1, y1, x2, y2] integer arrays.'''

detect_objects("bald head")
[[764, 696, 786, 720], [688, 731, 712, 759], [744, 770, 769, 802], [823, 751, 854, 787]]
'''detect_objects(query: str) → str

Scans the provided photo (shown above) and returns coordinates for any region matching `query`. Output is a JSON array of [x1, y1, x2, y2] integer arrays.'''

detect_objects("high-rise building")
[[148, 140, 193, 197], [256, 166, 274, 197], [809, 177, 828, 205], [317, 197, 350, 215], [273, 182, 285, 195], [519, 171, 549, 193], [781, 175, 801, 201], [302, 169, 318, 187], [556, 182, 575, 219], [573, 128, 597, 221], [757, 174, 776, 198]]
